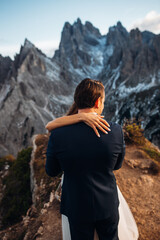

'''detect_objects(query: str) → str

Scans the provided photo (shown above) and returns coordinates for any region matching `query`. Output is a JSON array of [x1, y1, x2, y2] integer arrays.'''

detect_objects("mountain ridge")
[[0, 19, 160, 157]]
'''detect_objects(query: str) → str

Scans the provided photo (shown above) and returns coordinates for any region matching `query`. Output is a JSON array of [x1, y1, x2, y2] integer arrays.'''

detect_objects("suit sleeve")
[[113, 126, 125, 170], [45, 131, 63, 177]]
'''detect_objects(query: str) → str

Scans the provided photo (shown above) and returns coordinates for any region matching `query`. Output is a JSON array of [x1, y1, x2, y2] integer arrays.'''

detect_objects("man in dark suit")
[[45, 78, 125, 240]]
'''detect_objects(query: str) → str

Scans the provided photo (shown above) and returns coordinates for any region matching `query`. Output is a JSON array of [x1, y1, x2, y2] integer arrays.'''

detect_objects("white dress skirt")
[[60, 174, 139, 240]]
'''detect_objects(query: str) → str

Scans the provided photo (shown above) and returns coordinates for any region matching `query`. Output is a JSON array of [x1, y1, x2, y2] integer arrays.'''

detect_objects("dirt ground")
[[37, 144, 160, 240], [114, 145, 160, 240]]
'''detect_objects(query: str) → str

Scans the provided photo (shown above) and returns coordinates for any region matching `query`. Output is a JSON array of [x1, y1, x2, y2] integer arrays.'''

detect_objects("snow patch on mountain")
[[106, 44, 114, 56], [118, 74, 157, 98], [87, 36, 106, 77], [49, 94, 73, 105], [72, 36, 107, 79], [43, 56, 61, 81]]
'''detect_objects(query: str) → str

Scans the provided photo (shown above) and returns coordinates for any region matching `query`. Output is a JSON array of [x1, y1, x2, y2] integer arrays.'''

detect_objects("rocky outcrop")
[[0, 55, 12, 88], [53, 18, 105, 82], [0, 134, 62, 239], [98, 24, 160, 148], [0, 40, 72, 157], [0, 19, 160, 157]]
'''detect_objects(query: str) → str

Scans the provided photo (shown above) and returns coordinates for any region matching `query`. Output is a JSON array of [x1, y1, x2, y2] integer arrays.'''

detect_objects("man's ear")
[[94, 98, 99, 108]]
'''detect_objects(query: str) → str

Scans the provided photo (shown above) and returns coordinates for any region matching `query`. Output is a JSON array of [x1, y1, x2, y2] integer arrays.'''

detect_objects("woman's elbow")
[[45, 122, 51, 131]]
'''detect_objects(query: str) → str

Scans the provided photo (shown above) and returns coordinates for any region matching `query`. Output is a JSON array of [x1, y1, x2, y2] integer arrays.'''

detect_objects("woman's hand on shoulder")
[[78, 112, 111, 137]]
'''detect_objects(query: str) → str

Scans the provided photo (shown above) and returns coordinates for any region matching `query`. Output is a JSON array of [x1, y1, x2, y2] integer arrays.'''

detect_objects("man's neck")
[[78, 108, 97, 114]]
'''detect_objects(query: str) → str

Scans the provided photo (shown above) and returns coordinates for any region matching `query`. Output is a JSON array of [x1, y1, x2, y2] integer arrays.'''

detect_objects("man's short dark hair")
[[74, 78, 104, 109]]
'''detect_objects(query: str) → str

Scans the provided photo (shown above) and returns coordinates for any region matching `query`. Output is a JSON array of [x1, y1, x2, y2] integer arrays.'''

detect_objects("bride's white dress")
[[60, 174, 139, 240]]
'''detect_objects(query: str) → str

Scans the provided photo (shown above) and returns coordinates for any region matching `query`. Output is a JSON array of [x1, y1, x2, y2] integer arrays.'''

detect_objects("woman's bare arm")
[[46, 114, 83, 131], [45, 113, 111, 137]]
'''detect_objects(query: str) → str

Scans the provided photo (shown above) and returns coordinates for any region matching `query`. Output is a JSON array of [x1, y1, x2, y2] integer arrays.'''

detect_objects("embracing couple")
[[45, 78, 139, 240]]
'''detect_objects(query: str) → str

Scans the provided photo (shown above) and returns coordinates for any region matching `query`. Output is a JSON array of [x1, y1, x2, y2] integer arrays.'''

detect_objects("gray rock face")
[[0, 55, 12, 89], [0, 40, 73, 157], [53, 18, 104, 82], [99, 25, 160, 149], [0, 19, 160, 157]]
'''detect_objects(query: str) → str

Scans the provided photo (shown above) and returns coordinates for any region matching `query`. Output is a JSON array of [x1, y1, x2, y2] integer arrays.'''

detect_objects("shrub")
[[33, 134, 50, 185], [0, 147, 32, 229], [123, 118, 160, 172], [35, 134, 49, 147], [123, 117, 146, 145], [143, 147, 160, 163], [0, 155, 15, 171]]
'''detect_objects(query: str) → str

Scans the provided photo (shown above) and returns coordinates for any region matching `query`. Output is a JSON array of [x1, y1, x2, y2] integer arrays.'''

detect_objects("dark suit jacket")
[[45, 121, 125, 223]]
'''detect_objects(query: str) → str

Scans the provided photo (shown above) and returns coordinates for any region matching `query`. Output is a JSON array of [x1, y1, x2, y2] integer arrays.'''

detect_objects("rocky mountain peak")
[[116, 21, 128, 33], [117, 21, 123, 28], [24, 38, 35, 50], [0, 55, 12, 86], [13, 39, 36, 70], [107, 21, 128, 47], [108, 21, 128, 32], [0, 54, 13, 75], [0, 19, 160, 158], [13, 39, 46, 73], [74, 17, 82, 26], [53, 18, 102, 71], [128, 28, 143, 57], [59, 18, 101, 44], [84, 21, 101, 37], [61, 18, 83, 38], [63, 21, 71, 30], [20, 38, 45, 59], [142, 31, 155, 45], [152, 34, 160, 62], [130, 28, 142, 43]]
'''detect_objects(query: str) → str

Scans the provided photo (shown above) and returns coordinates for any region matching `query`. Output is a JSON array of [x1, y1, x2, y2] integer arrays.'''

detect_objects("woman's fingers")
[[86, 122, 100, 137], [83, 113, 111, 136], [92, 123, 109, 136], [95, 122, 109, 134], [92, 125, 100, 137], [88, 115, 111, 133], [98, 121, 111, 132], [99, 117, 110, 127]]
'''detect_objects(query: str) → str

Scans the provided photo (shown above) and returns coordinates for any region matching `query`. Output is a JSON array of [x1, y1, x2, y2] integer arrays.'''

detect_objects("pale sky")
[[0, 0, 160, 59]]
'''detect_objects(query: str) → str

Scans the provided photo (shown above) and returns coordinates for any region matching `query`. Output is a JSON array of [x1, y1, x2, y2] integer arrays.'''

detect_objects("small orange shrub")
[[123, 118, 145, 146]]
